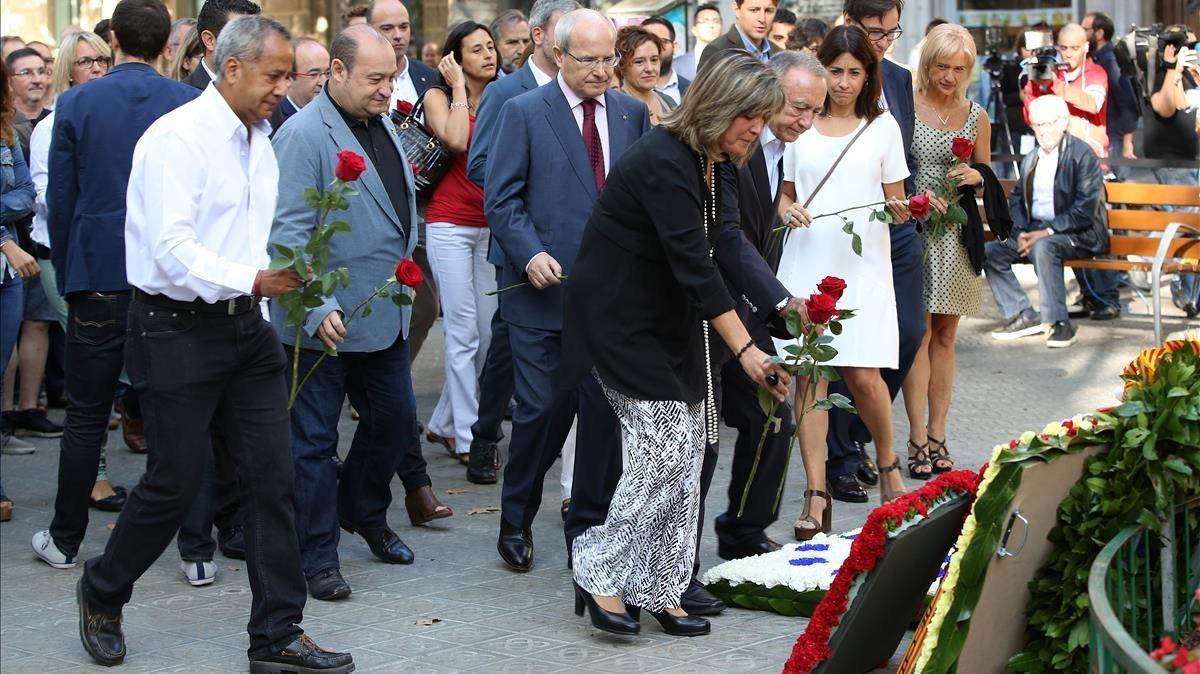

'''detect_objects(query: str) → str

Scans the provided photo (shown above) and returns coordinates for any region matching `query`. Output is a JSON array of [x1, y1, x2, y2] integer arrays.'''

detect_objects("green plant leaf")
[[327, 219, 352, 234], [786, 310, 804, 338], [829, 321, 842, 335], [851, 233, 863, 256], [390, 293, 412, 307], [272, 243, 296, 260], [758, 385, 778, 417], [361, 304, 372, 318]]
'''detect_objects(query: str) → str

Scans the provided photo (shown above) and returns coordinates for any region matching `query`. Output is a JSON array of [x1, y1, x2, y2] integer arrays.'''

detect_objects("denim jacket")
[[1, 141, 36, 279]]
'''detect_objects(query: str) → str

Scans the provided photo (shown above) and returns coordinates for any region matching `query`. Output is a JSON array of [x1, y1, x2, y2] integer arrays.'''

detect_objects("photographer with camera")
[[1021, 23, 1109, 158], [1084, 12, 1140, 163]]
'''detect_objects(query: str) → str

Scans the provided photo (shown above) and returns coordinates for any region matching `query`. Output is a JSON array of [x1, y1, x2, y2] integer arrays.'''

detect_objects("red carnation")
[[335, 150, 366, 183], [395, 259, 423, 288], [951, 136, 975, 161], [816, 276, 847, 301], [805, 292, 839, 325], [908, 194, 931, 221], [395, 99, 415, 115]]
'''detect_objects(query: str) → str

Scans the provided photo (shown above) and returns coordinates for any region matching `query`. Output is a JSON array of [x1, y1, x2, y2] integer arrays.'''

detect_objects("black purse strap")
[[802, 118, 872, 209]]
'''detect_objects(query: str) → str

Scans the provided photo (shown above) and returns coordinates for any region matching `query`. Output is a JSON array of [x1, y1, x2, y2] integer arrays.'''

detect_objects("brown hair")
[[0, 60, 13, 147], [817, 25, 881, 123], [614, 26, 661, 81]]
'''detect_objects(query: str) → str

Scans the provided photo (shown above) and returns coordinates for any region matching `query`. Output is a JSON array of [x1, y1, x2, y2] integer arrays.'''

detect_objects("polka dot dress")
[[914, 102, 984, 316]]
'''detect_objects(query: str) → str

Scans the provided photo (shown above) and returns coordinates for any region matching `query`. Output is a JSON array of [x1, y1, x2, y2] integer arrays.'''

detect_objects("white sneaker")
[[1, 432, 35, 455], [181, 560, 217, 587], [32, 529, 77, 568]]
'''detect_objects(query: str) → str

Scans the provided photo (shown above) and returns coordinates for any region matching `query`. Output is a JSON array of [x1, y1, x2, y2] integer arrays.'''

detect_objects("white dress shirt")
[[201, 56, 218, 83], [656, 69, 681, 106], [388, 57, 419, 110], [759, 125, 785, 199], [1031, 144, 1060, 225], [29, 109, 54, 249], [556, 74, 609, 174], [530, 59, 554, 86], [125, 85, 276, 302]]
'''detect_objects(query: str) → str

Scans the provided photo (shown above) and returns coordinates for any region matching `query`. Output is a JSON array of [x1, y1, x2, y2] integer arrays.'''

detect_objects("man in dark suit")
[[33, 0, 199, 572], [278, 37, 329, 128], [183, 0, 262, 91], [640, 15, 691, 104], [464, 0, 579, 484], [823, 0, 925, 504], [710, 50, 829, 562], [697, 0, 778, 69], [485, 9, 650, 573], [673, 3, 723, 81]]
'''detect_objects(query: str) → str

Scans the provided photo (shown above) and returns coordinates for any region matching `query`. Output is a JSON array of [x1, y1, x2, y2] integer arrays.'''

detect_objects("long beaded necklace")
[[699, 154, 719, 446]]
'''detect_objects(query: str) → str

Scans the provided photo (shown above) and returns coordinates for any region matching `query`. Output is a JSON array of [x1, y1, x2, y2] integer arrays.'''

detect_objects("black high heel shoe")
[[646, 609, 711, 637], [573, 582, 639, 635]]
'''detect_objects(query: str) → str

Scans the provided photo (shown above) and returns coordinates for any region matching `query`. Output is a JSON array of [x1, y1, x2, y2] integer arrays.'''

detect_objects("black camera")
[[1024, 46, 1061, 81], [1116, 23, 1193, 99]]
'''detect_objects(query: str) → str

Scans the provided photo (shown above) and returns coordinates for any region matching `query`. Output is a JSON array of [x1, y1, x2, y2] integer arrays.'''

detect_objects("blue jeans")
[[287, 332, 421, 578], [0, 274, 21, 376], [985, 232, 1089, 323]]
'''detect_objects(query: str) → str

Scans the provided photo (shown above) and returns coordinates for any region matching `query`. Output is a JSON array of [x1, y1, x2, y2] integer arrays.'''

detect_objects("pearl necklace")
[[700, 154, 719, 445]]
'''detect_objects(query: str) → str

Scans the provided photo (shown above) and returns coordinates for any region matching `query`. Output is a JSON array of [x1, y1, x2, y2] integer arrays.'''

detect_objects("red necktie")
[[581, 98, 605, 192]]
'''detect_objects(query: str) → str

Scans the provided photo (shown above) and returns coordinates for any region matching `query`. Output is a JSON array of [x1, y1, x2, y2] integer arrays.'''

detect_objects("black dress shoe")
[[1090, 304, 1120, 321], [249, 634, 354, 673], [855, 443, 879, 486], [89, 486, 127, 512], [466, 441, 499, 484], [359, 527, 414, 564], [1067, 297, 1096, 319], [307, 568, 352, 601], [717, 536, 782, 561], [647, 609, 711, 636], [573, 581, 639, 635], [828, 473, 868, 503], [497, 521, 533, 572], [218, 526, 246, 560], [680, 580, 725, 616], [77, 577, 125, 666]]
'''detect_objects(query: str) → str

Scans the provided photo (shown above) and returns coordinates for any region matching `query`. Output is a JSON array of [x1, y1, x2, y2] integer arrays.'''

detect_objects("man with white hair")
[[985, 95, 1108, 348]]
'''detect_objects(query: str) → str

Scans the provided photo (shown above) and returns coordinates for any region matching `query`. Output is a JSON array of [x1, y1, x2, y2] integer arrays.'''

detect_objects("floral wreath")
[[783, 469, 982, 674]]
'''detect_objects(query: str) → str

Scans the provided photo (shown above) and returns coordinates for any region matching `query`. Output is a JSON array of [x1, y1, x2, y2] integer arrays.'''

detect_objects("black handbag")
[[390, 88, 453, 197]]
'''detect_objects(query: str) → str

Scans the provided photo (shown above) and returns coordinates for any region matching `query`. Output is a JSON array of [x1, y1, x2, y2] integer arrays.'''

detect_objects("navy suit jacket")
[[408, 58, 436, 98], [677, 74, 691, 100], [882, 58, 918, 198], [184, 63, 210, 91], [48, 63, 198, 295], [484, 83, 651, 331]]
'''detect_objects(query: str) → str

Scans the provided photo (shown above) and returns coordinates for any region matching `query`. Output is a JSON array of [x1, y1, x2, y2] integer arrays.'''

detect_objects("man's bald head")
[[331, 22, 391, 71], [1057, 23, 1089, 70]]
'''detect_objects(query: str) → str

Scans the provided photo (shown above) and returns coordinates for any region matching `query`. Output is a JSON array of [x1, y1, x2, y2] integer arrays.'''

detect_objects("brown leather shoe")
[[121, 408, 147, 454], [77, 578, 125, 666], [405, 485, 453, 526], [0, 496, 12, 522]]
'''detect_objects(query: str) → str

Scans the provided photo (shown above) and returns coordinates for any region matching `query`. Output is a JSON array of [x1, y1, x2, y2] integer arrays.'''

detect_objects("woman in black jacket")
[[561, 52, 792, 638]]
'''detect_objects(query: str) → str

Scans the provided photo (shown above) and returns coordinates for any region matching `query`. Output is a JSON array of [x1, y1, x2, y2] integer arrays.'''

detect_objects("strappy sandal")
[[906, 439, 933, 480], [794, 489, 832, 541], [426, 431, 456, 457], [879, 459, 907, 503], [928, 436, 955, 473]]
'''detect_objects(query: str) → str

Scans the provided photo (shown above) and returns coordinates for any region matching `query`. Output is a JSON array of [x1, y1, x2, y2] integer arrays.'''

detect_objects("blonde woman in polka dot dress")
[[900, 23, 991, 479]]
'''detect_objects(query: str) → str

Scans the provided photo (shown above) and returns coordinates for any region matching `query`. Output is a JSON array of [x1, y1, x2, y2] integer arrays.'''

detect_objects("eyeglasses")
[[13, 67, 48, 78], [862, 27, 903, 42], [292, 69, 331, 80], [74, 56, 112, 69], [564, 49, 620, 70]]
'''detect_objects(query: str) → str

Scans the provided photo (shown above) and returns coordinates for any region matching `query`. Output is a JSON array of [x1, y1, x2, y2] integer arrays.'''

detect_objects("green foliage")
[[1010, 347, 1200, 672], [704, 579, 826, 617]]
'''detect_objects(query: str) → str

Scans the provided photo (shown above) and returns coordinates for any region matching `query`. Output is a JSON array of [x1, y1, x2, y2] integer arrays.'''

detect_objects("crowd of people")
[[0, 0, 1196, 670]]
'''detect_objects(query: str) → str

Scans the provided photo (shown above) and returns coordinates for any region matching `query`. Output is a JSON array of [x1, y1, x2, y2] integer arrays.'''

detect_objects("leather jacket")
[[1009, 133, 1109, 256]]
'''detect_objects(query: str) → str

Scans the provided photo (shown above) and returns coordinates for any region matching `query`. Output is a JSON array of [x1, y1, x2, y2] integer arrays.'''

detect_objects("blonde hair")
[[659, 51, 783, 164], [167, 27, 202, 81], [914, 23, 976, 102], [50, 31, 112, 98]]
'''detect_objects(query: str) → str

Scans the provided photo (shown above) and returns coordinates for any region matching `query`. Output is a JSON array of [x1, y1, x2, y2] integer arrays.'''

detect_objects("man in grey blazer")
[[270, 24, 448, 602], [485, 9, 651, 572]]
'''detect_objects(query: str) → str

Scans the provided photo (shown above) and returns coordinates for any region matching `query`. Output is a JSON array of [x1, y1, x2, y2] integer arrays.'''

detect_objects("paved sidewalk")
[[1, 271, 1193, 673]]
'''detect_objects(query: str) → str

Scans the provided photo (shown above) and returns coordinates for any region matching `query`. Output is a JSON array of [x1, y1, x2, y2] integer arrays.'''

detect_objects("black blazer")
[[697, 25, 770, 72], [1009, 133, 1108, 256], [184, 63, 210, 90], [881, 59, 918, 198], [408, 58, 436, 97], [561, 127, 736, 404]]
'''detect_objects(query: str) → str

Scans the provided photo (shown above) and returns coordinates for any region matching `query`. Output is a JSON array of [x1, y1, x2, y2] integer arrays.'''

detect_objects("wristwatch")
[[775, 297, 791, 314]]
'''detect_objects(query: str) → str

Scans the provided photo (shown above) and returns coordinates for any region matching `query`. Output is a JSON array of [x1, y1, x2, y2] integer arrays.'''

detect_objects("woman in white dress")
[[775, 25, 909, 539]]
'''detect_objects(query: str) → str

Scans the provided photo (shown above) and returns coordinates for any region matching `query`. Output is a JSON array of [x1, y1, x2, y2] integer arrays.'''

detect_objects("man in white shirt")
[[368, 0, 435, 110], [77, 15, 353, 674], [986, 95, 1108, 348]]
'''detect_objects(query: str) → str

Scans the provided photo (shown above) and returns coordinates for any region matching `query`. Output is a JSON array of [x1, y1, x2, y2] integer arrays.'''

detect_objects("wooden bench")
[[983, 180, 1199, 342]]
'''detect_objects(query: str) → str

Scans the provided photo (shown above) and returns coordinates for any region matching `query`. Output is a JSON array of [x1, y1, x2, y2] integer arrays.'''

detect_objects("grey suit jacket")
[[269, 90, 418, 353]]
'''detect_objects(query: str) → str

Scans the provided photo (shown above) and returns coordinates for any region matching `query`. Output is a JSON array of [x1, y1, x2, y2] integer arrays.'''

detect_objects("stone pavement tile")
[[469, 656, 589, 673], [2, 654, 91, 673], [471, 631, 570, 658], [415, 620, 517, 645], [317, 603, 401, 628], [406, 643, 512, 670], [586, 651, 679, 672], [336, 646, 409, 672], [475, 608, 562, 634], [366, 632, 459, 659], [690, 647, 782, 672], [523, 639, 633, 668]]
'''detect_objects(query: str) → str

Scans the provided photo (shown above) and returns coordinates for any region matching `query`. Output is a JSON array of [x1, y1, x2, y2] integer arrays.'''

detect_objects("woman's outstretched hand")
[[740, 345, 791, 401]]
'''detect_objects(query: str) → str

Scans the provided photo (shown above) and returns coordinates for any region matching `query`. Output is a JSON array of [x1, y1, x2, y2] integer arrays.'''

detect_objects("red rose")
[[908, 194, 931, 220], [951, 137, 975, 161], [335, 150, 366, 183], [395, 99, 415, 115], [816, 276, 847, 301], [805, 292, 838, 325], [395, 259, 423, 288]]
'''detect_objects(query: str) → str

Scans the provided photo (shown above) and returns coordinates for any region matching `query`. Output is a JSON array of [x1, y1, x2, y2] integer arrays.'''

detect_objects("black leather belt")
[[133, 289, 260, 315]]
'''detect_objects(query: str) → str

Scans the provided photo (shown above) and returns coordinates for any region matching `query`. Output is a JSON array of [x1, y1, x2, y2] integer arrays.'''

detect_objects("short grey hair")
[[490, 9, 528, 37], [770, 49, 826, 80], [529, 0, 580, 32], [213, 14, 291, 81], [554, 9, 614, 53]]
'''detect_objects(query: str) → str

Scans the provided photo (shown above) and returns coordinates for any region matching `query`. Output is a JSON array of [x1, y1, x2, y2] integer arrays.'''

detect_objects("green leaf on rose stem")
[[286, 304, 305, 327], [947, 204, 968, 225], [763, 355, 785, 367], [302, 294, 325, 309], [826, 393, 855, 412], [270, 256, 293, 270], [302, 187, 322, 208], [305, 236, 324, 255], [785, 310, 804, 338], [813, 398, 834, 411], [851, 234, 863, 256], [327, 220, 352, 234], [842, 220, 853, 234], [292, 256, 308, 279], [758, 385, 778, 417], [813, 345, 837, 363], [829, 321, 842, 335], [321, 274, 335, 296], [818, 365, 840, 382], [272, 243, 296, 260], [783, 344, 803, 357], [868, 210, 876, 222], [882, 209, 894, 224], [815, 335, 834, 345], [333, 193, 350, 212], [361, 304, 373, 318], [391, 293, 413, 307]]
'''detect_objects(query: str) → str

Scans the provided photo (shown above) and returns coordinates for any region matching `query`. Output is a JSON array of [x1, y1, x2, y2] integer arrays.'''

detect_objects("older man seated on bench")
[[985, 95, 1109, 348]]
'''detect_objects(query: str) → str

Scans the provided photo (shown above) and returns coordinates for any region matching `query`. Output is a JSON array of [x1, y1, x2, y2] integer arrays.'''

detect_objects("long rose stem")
[[771, 200, 889, 235]]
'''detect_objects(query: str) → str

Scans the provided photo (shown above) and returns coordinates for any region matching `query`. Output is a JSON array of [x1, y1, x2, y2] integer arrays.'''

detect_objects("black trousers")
[[176, 427, 242, 561], [470, 268, 514, 446], [83, 299, 306, 659], [50, 291, 131, 556]]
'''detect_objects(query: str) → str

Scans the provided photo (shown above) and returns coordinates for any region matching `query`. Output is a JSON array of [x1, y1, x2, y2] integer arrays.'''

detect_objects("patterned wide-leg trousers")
[[571, 375, 706, 612]]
